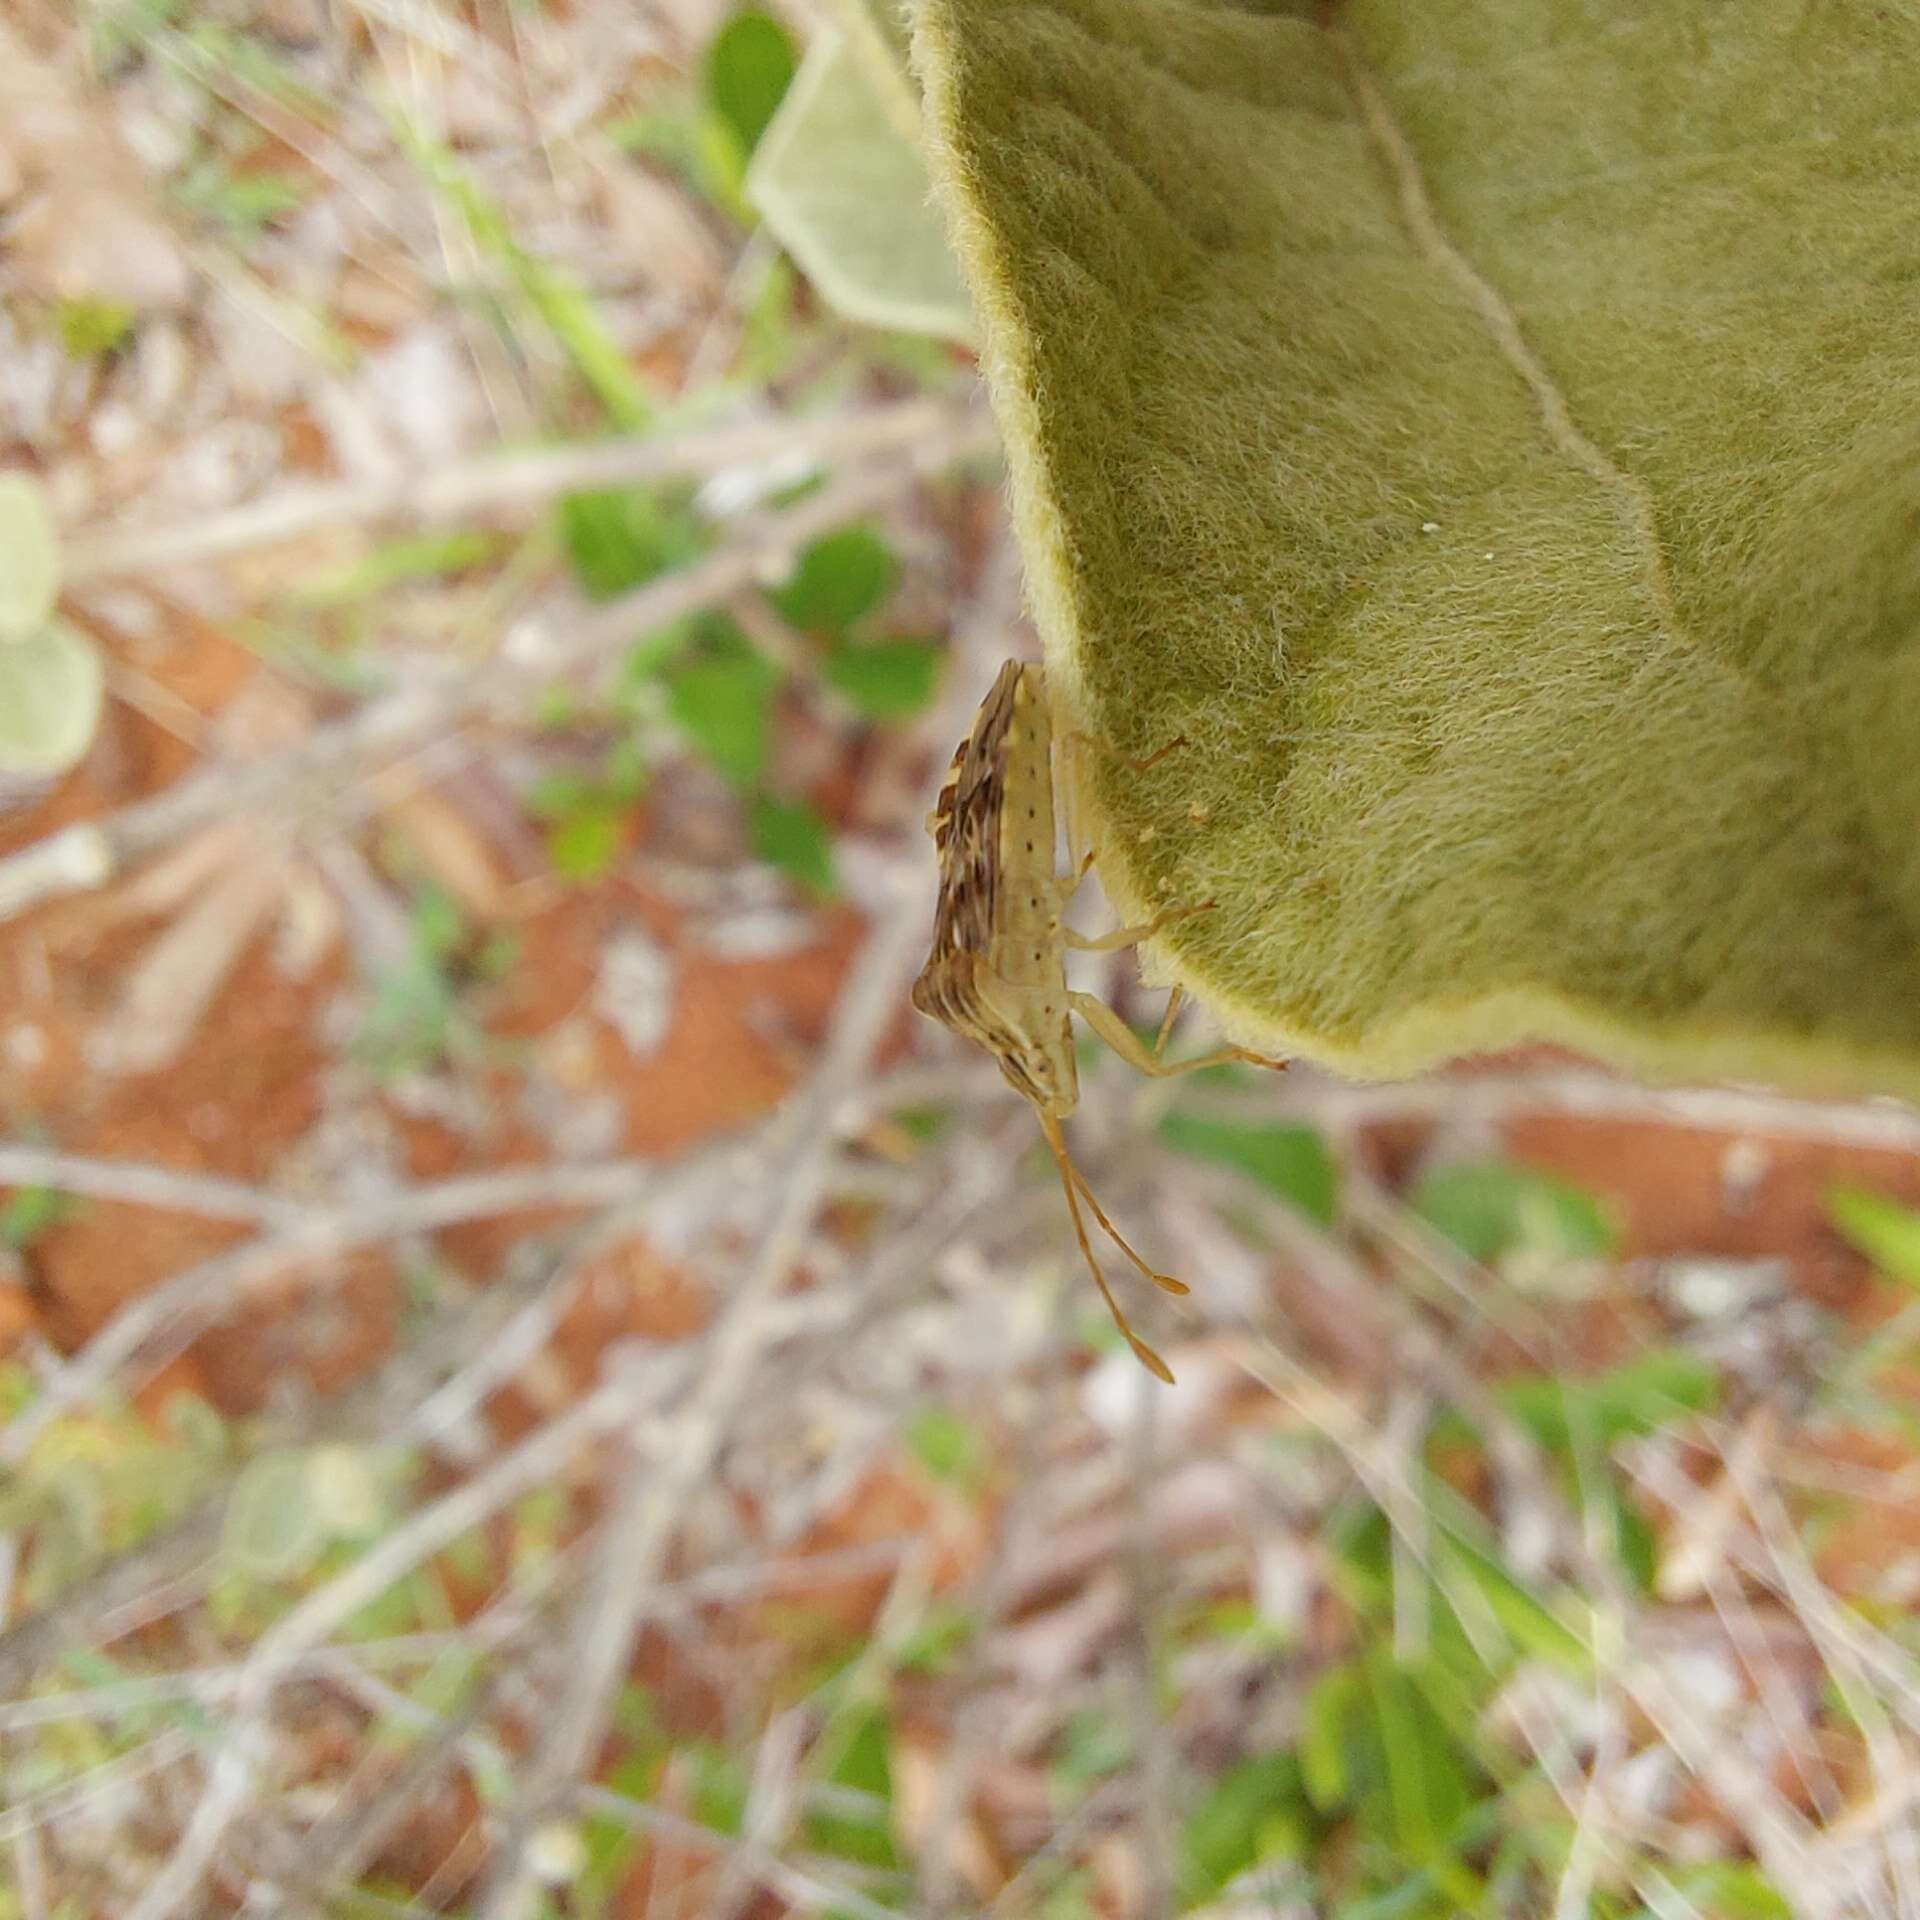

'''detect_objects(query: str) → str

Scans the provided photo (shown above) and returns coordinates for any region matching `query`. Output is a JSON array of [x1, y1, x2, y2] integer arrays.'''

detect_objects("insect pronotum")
[[911, 659, 1285, 1382]]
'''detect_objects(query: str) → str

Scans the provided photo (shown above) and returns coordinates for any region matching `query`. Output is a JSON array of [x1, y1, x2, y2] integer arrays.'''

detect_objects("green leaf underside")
[[913, 0, 1920, 1098]]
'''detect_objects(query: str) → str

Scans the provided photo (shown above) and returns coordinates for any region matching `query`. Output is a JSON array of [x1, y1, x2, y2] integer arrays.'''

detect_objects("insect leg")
[[1056, 845, 1099, 911], [1038, 1110, 1177, 1384], [1069, 990, 1289, 1077], [1152, 985, 1186, 1059], [1064, 900, 1214, 953]]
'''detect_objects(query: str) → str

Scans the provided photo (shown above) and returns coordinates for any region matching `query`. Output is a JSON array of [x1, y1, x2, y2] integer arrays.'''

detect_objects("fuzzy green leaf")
[[906, 1403, 986, 1485], [0, 620, 103, 777], [546, 806, 626, 883], [746, 28, 973, 342], [914, 0, 1920, 1099], [1299, 1660, 1364, 1812]]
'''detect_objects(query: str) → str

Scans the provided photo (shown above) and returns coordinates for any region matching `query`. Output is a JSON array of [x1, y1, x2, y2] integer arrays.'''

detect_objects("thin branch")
[[61, 395, 977, 581], [0, 1147, 316, 1228], [0, 412, 995, 925]]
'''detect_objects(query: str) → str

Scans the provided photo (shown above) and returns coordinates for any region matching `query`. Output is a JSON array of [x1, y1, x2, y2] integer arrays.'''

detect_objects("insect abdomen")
[[992, 666, 1064, 988]]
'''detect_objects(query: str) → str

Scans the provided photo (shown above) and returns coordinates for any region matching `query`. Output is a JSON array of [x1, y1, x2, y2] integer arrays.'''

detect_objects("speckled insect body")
[[913, 660, 1078, 1119], [913, 659, 1285, 1382]]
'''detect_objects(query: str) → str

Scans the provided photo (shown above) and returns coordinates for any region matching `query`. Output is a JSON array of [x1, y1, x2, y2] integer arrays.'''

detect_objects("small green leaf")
[[1158, 1112, 1337, 1225], [0, 620, 103, 777], [1412, 1161, 1617, 1268], [1363, 1656, 1479, 1904], [304, 1444, 389, 1538], [178, 161, 306, 232], [769, 526, 900, 633], [705, 8, 798, 159], [547, 806, 626, 883], [686, 1740, 749, 1835], [1181, 1751, 1304, 1899], [0, 472, 61, 636], [824, 637, 943, 720], [668, 646, 777, 787], [1827, 1184, 1920, 1293], [56, 298, 136, 359], [1498, 1348, 1719, 1456], [344, 1566, 444, 1642], [1, 1183, 75, 1250], [225, 1450, 328, 1579], [559, 489, 692, 601], [1640, 1865, 1794, 1920], [749, 792, 837, 897], [906, 1404, 985, 1486], [1436, 1539, 1591, 1671], [806, 1702, 898, 1869], [1300, 1660, 1364, 1812]]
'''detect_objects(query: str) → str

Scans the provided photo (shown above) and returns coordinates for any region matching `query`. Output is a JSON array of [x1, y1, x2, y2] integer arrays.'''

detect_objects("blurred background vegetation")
[[3, 4, 1920, 1917]]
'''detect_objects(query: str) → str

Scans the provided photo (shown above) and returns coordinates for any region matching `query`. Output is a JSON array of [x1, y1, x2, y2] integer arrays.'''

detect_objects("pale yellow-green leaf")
[[0, 471, 60, 637], [914, 0, 1920, 1100], [225, 1449, 328, 1579], [0, 619, 102, 777], [747, 27, 973, 343], [304, 1442, 390, 1537]]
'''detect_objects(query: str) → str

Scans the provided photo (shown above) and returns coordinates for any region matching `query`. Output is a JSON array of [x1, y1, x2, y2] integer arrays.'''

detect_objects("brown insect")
[[911, 659, 1284, 1382]]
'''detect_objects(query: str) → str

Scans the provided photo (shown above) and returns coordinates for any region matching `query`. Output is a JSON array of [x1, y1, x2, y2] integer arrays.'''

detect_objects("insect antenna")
[[1038, 1111, 1177, 1384], [1063, 1157, 1190, 1296]]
